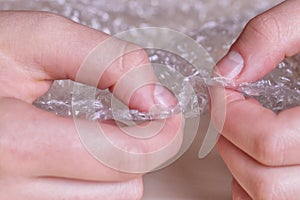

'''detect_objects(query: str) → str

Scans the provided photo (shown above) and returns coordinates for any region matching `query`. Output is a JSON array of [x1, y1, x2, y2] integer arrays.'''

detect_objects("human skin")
[[213, 0, 300, 199], [0, 11, 183, 199]]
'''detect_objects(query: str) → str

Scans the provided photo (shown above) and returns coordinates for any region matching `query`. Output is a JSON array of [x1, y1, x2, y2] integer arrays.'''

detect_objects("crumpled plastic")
[[32, 52, 300, 121], [2, 0, 297, 121]]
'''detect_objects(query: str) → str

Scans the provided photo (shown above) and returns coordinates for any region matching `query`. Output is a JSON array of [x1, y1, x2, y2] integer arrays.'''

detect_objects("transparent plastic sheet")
[[34, 27, 300, 121], [33, 21, 300, 121], [2, 0, 299, 121], [32, 52, 300, 121]]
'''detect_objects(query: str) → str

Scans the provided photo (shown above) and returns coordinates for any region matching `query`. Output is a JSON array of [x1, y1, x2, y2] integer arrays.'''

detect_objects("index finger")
[[0, 11, 176, 111], [212, 0, 300, 166], [213, 89, 300, 167]]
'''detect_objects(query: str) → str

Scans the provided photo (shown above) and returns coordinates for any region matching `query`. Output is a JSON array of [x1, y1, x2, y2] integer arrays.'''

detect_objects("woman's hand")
[[0, 11, 183, 199], [213, 1, 300, 199]]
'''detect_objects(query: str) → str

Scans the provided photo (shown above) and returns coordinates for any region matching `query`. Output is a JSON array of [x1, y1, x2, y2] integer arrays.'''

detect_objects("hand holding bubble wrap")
[[3, 1, 300, 199], [30, 2, 299, 120], [33, 50, 300, 121]]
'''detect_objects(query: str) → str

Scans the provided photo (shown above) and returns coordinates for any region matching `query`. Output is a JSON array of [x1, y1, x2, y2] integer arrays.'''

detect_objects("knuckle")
[[123, 46, 150, 71], [253, 176, 288, 200], [29, 11, 64, 28], [245, 12, 281, 44], [104, 43, 150, 89], [30, 12, 75, 36], [6, 143, 30, 163], [0, 134, 36, 168], [254, 131, 284, 166], [36, 11, 69, 25]]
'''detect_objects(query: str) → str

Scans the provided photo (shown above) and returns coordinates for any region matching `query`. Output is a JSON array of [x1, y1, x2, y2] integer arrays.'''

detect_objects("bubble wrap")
[[32, 52, 300, 121], [2, 0, 298, 121]]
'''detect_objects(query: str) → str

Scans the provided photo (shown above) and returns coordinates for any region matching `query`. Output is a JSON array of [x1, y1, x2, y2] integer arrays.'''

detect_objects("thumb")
[[215, 0, 300, 83]]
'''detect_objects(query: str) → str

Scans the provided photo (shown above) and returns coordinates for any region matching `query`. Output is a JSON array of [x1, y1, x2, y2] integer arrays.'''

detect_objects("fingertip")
[[128, 84, 178, 113], [128, 84, 156, 112], [214, 51, 244, 80], [153, 84, 178, 108]]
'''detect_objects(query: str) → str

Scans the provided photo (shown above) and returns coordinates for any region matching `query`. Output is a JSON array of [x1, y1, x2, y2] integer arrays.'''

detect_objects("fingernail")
[[216, 51, 244, 79], [154, 85, 177, 108]]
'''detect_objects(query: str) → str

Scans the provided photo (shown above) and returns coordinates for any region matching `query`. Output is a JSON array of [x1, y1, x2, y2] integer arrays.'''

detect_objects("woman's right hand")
[[213, 0, 300, 199]]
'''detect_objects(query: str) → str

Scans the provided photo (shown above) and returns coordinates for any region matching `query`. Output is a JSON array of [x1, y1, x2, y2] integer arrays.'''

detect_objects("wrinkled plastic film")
[[2, 0, 296, 120], [33, 27, 300, 120], [33, 53, 300, 121]]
